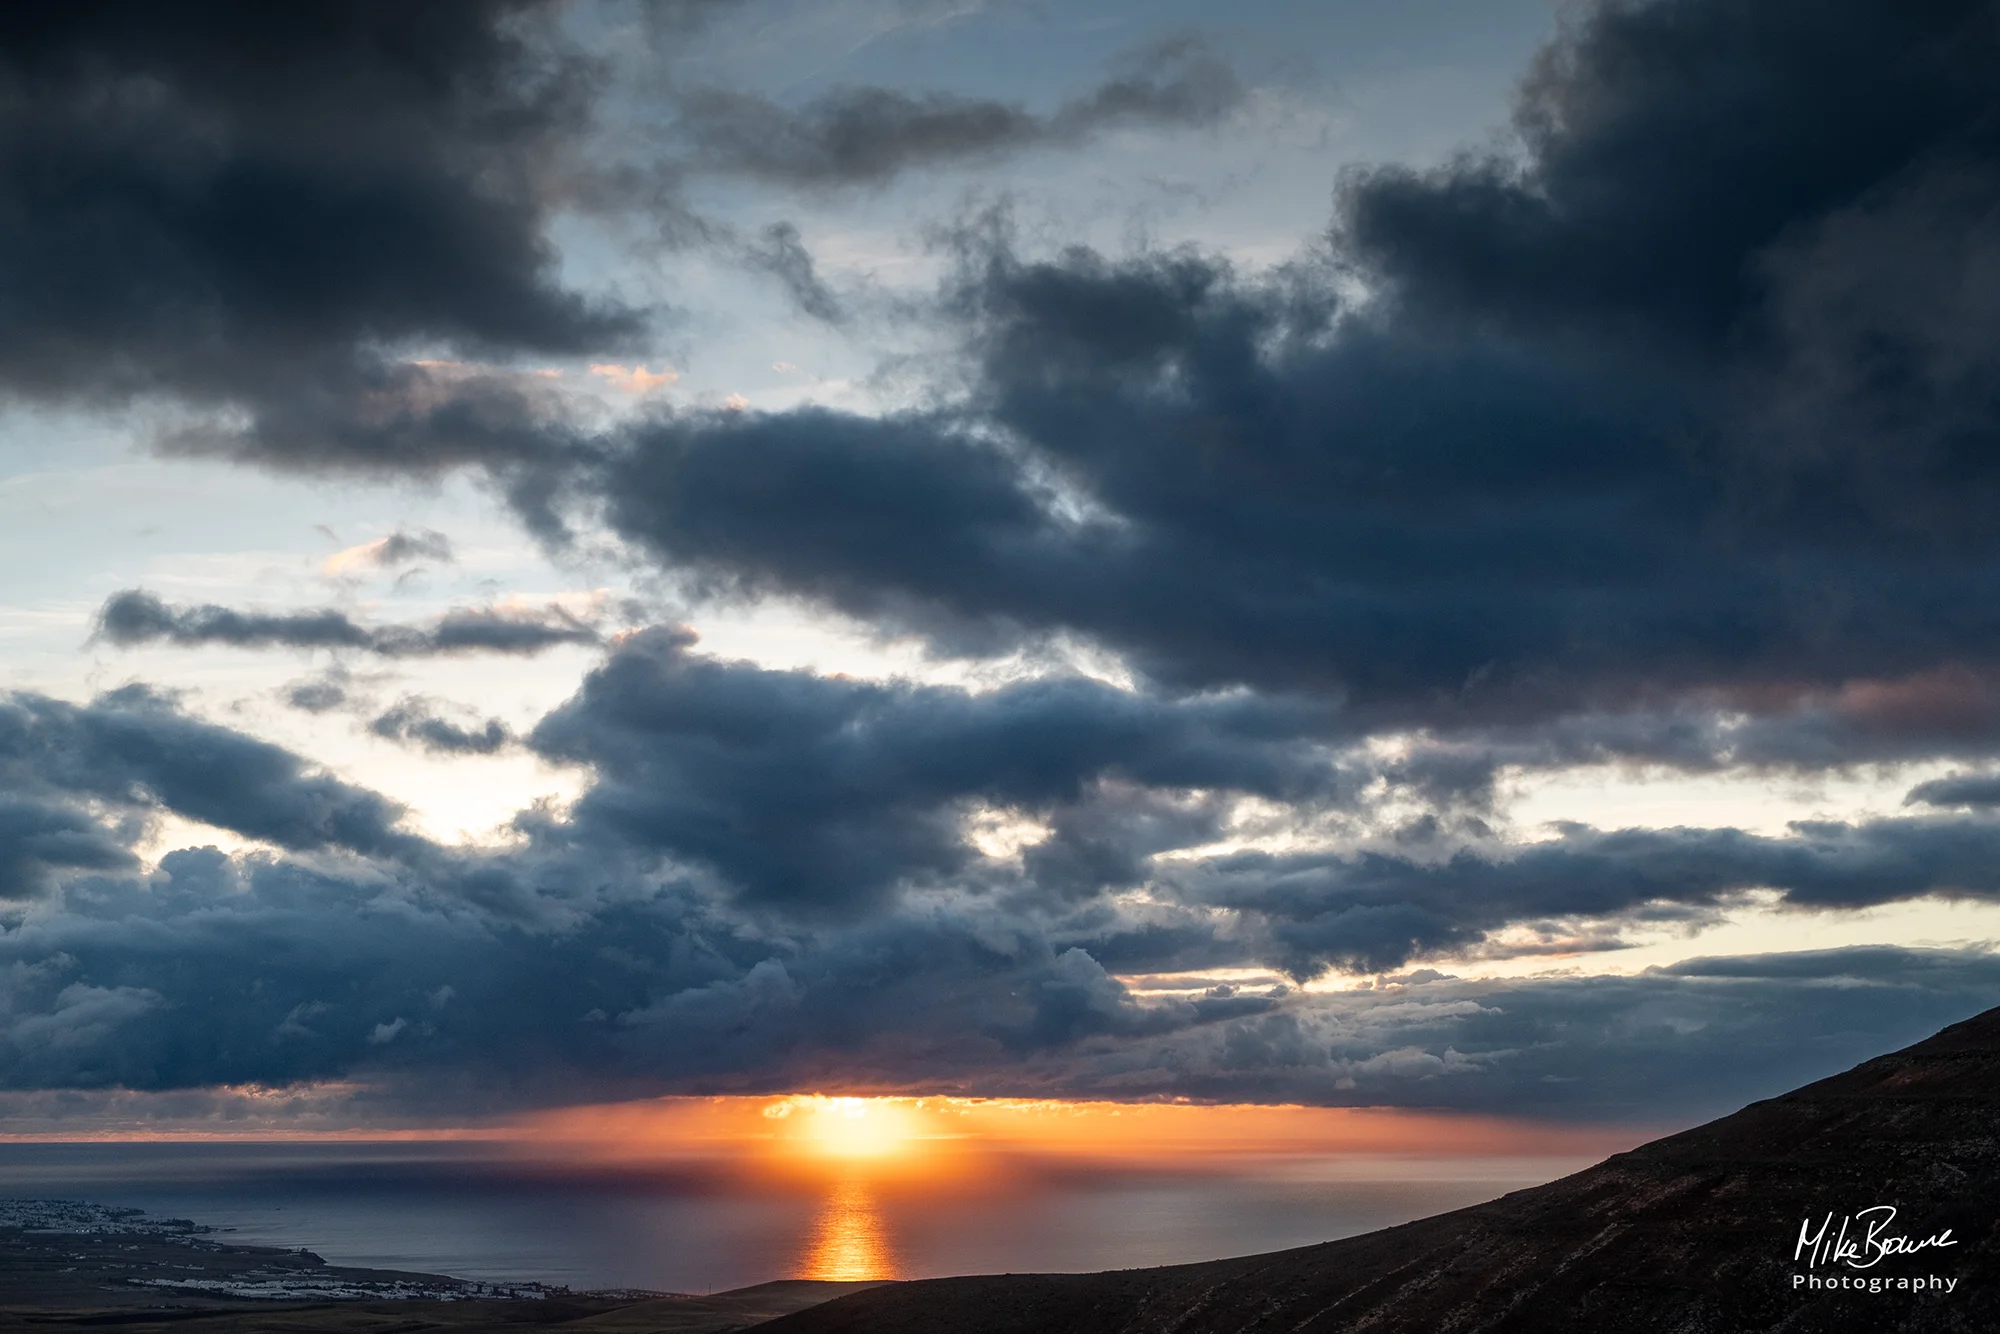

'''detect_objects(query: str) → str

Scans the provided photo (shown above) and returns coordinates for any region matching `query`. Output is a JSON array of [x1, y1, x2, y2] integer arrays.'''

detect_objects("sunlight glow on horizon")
[[767, 1095, 921, 1162], [520, 1094, 1651, 1180], [0, 1092, 1657, 1168]]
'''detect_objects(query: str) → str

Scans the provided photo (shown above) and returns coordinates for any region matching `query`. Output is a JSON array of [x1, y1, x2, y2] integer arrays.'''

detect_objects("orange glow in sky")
[[521, 1094, 1649, 1180], [0, 1093, 1656, 1175]]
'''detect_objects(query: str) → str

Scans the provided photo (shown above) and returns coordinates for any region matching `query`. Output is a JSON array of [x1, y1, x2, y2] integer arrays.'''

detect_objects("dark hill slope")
[[764, 1007, 2000, 1333]]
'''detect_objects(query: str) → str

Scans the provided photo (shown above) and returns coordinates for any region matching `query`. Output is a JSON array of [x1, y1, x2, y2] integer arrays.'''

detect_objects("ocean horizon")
[[0, 1140, 1598, 1293]]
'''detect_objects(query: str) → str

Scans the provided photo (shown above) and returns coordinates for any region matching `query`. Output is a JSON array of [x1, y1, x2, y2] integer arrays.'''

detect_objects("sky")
[[4, 0, 2000, 1139]]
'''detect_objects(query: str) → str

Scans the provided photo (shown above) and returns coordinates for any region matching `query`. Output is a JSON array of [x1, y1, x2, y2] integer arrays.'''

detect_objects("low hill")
[[762, 1007, 2000, 1333]]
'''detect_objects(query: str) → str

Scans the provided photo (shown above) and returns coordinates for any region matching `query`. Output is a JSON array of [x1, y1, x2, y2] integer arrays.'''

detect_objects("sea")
[[0, 1141, 1597, 1293]]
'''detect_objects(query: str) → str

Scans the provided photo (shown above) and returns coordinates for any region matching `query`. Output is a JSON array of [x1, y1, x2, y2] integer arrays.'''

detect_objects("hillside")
[[762, 1008, 2000, 1333]]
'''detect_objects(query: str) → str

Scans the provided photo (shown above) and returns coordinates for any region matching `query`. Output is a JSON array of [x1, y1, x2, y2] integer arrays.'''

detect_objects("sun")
[[798, 1097, 915, 1160]]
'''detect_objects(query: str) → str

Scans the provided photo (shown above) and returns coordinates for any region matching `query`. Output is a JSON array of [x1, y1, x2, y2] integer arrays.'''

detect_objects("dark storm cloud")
[[371, 697, 514, 756], [529, 627, 1344, 911], [0, 799, 136, 901], [1333, 0, 2000, 550], [547, 0, 2000, 728], [0, 3, 1254, 473], [0, 674, 1249, 1090], [673, 36, 1241, 189], [579, 240, 2000, 717], [0, 798, 1262, 1098], [21, 664, 2000, 1056], [1337, 2, 2000, 348], [5, 808, 1995, 1118], [1178, 815, 2000, 976], [0, 687, 590, 927], [1907, 772, 2000, 808], [0, 847, 628, 1093], [588, 407, 1066, 655], [97, 590, 602, 656], [0, 1, 646, 467], [0, 687, 421, 863]]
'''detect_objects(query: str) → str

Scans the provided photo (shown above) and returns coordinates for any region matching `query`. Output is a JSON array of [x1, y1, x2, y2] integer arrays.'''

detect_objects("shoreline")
[[0, 1198, 884, 1333]]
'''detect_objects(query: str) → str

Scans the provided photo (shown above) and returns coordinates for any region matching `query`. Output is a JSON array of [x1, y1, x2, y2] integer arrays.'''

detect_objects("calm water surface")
[[0, 1142, 1592, 1292]]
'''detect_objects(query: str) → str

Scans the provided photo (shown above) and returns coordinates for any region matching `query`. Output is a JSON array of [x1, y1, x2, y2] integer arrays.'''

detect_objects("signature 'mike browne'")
[[1796, 1206, 1957, 1271]]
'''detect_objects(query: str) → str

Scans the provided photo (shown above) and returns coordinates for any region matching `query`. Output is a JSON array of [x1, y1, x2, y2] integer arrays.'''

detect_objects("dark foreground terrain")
[[763, 1007, 2000, 1333], [0, 1201, 878, 1334]]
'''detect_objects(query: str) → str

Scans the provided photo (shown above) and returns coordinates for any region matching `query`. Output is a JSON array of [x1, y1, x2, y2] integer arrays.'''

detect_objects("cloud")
[[99, 590, 371, 652], [0, 687, 423, 866], [0, 1, 643, 467], [2, 803, 1995, 1119], [97, 590, 603, 656], [0, 805, 1243, 1100], [1336, 1, 1998, 349], [370, 698, 514, 756], [502, 0, 1998, 743], [0, 7, 1242, 475], [1175, 816, 2000, 977], [285, 669, 354, 715], [1908, 772, 2000, 808], [1155, 945, 2000, 1119], [672, 36, 1242, 189], [0, 673, 1997, 1119], [25, 658, 2000, 997], [743, 222, 846, 323], [322, 529, 455, 576], [588, 363, 680, 394], [0, 798, 137, 900], [529, 626, 1345, 912]]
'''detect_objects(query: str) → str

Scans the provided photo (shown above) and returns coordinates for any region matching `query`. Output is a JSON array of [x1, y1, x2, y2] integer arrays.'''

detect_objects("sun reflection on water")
[[800, 1174, 902, 1281]]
